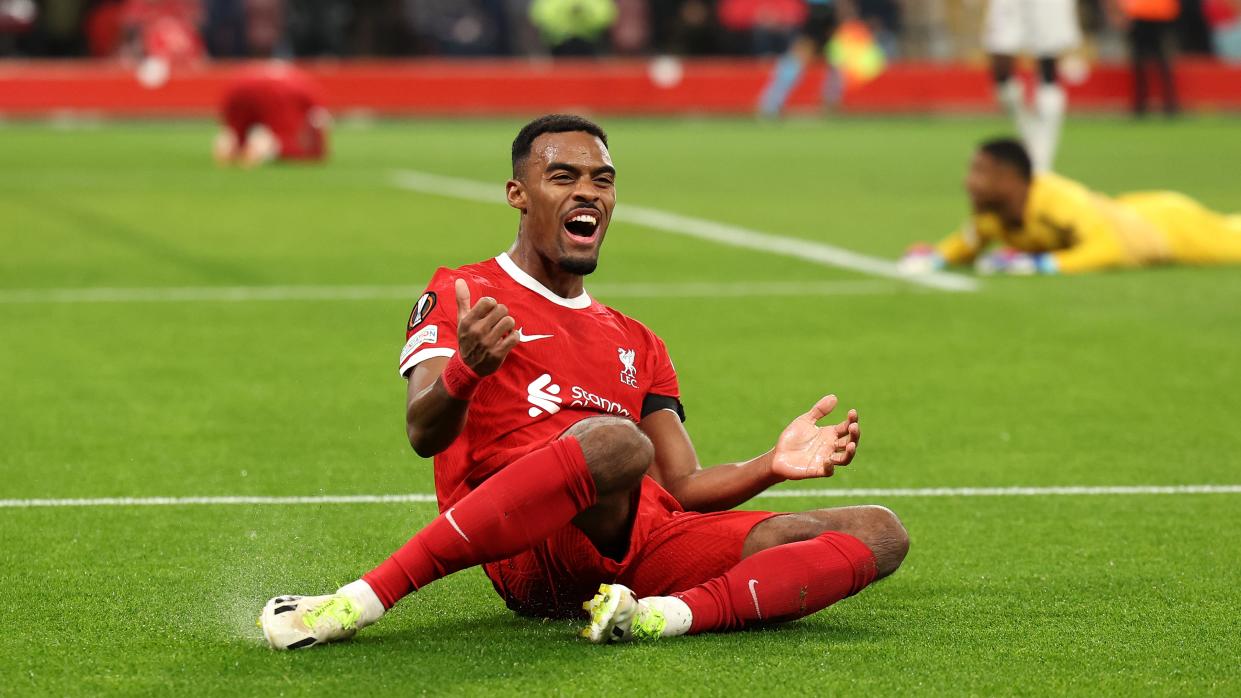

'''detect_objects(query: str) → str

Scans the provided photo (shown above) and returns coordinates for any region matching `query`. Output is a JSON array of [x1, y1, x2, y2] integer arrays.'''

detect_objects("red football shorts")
[[482, 476, 777, 618]]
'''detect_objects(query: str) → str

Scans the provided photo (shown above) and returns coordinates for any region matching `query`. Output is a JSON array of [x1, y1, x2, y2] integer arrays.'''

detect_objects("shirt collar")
[[495, 252, 592, 310]]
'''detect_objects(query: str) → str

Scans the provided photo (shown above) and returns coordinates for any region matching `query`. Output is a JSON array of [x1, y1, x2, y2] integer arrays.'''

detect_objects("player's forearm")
[[405, 381, 469, 458], [664, 450, 784, 512]]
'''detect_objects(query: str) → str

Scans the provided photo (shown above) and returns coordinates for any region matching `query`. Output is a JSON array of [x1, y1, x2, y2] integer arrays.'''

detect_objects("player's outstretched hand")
[[897, 243, 946, 276], [974, 248, 1057, 276], [454, 278, 518, 376], [771, 394, 861, 480]]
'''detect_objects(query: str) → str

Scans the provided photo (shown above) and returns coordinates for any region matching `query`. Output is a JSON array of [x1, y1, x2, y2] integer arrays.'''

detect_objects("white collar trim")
[[495, 253, 593, 310]]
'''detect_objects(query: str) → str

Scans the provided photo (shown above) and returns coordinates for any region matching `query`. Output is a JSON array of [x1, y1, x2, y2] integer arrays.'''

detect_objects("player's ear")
[[505, 178, 527, 213]]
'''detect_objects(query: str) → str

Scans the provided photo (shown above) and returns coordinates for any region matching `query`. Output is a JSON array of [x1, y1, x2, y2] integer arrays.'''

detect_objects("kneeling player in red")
[[259, 114, 909, 649], [214, 64, 329, 167]]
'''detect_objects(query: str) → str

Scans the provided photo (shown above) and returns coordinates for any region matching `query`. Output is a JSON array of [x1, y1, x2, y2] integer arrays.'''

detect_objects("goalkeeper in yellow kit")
[[900, 138, 1241, 275]]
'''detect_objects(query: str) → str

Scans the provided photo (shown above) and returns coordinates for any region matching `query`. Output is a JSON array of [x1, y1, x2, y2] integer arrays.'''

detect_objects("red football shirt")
[[220, 65, 327, 160], [399, 253, 683, 510]]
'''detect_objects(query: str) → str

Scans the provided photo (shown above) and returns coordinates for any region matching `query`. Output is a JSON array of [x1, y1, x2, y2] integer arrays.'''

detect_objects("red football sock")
[[362, 437, 595, 608], [674, 531, 878, 633]]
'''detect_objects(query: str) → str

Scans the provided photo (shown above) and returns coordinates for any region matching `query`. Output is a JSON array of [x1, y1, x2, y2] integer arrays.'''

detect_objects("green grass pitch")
[[1, 116, 1239, 695]]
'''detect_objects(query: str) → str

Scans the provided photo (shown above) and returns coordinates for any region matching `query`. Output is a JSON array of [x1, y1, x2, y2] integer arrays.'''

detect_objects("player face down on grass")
[[964, 139, 1032, 219]]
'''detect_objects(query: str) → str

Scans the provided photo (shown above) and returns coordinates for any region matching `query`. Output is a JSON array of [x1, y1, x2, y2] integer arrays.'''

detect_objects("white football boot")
[[580, 583, 693, 643], [259, 594, 361, 650]]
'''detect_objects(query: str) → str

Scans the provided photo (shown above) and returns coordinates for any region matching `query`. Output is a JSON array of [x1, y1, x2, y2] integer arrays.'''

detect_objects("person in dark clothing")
[[1112, 0, 1181, 115]]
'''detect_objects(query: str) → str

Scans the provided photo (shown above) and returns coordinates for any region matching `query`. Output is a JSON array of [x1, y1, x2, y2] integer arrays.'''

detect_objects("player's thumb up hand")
[[454, 278, 471, 323]]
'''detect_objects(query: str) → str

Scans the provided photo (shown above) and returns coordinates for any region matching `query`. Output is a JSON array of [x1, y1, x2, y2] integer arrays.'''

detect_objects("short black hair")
[[978, 137, 1033, 181], [511, 114, 608, 178]]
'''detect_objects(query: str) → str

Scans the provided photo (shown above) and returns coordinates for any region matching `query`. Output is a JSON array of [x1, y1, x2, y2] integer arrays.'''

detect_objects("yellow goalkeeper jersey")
[[935, 173, 1181, 274]]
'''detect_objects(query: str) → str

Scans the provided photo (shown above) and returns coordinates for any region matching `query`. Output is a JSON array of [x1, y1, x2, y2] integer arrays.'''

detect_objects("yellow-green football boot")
[[259, 594, 361, 650], [580, 583, 693, 643]]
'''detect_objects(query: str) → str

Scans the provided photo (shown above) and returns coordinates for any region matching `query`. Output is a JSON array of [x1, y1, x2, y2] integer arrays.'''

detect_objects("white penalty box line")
[[3, 485, 1239, 509], [388, 170, 979, 293]]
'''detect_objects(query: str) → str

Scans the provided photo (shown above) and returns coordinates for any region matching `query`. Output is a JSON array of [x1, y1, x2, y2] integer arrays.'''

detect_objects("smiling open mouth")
[[563, 209, 600, 241]]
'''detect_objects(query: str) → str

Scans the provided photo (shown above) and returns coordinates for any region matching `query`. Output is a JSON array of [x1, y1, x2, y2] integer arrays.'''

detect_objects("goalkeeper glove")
[[974, 248, 1058, 275], [898, 243, 946, 275]]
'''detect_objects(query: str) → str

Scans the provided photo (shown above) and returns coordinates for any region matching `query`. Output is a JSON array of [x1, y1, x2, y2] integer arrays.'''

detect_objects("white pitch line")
[[0, 285, 426, 304], [758, 485, 1241, 498], [389, 169, 978, 293], [0, 280, 906, 305], [0, 494, 438, 508], [2, 485, 1238, 509], [600, 279, 907, 297]]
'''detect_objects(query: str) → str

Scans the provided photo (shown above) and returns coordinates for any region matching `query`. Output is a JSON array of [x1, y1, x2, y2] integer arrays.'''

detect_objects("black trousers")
[[1129, 19, 1178, 115]]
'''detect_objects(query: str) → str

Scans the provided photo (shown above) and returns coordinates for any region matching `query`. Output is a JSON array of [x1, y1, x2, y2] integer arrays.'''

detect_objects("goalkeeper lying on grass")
[[900, 137, 1241, 276]]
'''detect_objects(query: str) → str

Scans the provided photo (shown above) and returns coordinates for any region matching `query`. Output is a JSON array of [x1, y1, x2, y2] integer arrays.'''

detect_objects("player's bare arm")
[[641, 394, 861, 512], [405, 279, 519, 457]]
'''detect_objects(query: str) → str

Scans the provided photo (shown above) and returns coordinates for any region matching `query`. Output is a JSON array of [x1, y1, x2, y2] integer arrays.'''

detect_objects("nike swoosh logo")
[[445, 508, 470, 542], [516, 329, 554, 343], [747, 579, 762, 619]]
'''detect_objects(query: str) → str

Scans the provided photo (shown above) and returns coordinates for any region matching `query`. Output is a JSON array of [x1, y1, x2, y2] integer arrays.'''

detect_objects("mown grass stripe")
[[0, 280, 907, 304]]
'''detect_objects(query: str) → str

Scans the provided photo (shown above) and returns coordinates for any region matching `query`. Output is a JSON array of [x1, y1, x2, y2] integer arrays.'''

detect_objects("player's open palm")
[[771, 394, 861, 480], [454, 278, 518, 376]]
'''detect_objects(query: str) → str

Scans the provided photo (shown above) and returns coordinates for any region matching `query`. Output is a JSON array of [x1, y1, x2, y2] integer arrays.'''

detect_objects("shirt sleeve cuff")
[[398, 347, 455, 377]]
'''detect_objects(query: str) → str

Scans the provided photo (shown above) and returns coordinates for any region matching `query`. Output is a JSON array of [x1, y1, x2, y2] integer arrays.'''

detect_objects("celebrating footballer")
[[259, 114, 909, 649]]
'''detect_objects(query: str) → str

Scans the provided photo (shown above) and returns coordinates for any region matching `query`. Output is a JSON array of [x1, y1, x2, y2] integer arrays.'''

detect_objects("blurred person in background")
[[13, 0, 81, 55], [610, 0, 650, 54], [202, 0, 245, 55], [406, 0, 509, 56], [84, 0, 124, 57], [1174, 0, 1214, 54], [0, 0, 37, 55], [346, 0, 414, 56], [1110, 0, 1180, 114], [243, 0, 283, 55], [900, 138, 1241, 275], [652, 0, 721, 55], [109, 0, 206, 87], [529, 0, 617, 56], [756, 0, 856, 118], [214, 63, 330, 166], [720, 0, 806, 54], [1205, 0, 1241, 59], [285, 0, 350, 56], [984, 0, 1081, 174], [119, 0, 203, 60], [201, 0, 284, 57], [857, 0, 900, 57]]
